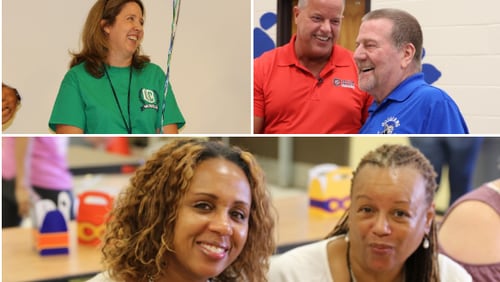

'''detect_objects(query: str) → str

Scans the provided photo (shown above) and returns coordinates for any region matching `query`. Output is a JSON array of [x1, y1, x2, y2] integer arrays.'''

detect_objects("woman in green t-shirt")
[[49, 0, 185, 134]]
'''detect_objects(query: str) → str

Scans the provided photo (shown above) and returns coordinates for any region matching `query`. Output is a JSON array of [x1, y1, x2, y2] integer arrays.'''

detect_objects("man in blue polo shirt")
[[354, 8, 468, 134]]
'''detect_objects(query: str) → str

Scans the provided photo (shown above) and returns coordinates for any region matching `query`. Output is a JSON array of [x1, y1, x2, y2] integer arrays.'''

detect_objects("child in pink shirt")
[[2, 137, 73, 227]]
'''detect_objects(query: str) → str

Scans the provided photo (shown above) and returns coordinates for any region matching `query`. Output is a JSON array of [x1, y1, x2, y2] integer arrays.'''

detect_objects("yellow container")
[[308, 164, 352, 218]]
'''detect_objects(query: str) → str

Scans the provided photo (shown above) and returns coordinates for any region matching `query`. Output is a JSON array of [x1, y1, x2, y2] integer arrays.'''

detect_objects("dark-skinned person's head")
[[328, 143, 439, 282], [100, 138, 275, 282]]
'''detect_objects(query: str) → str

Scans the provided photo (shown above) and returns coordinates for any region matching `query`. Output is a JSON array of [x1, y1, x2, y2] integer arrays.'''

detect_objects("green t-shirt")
[[49, 62, 185, 134]]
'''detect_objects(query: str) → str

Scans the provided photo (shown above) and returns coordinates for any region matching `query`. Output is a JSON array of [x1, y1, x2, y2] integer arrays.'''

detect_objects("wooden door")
[[339, 0, 366, 51], [277, 0, 369, 51]]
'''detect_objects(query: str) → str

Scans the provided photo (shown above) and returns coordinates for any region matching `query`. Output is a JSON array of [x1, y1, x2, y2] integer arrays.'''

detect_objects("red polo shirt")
[[254, 35, 372, 134]]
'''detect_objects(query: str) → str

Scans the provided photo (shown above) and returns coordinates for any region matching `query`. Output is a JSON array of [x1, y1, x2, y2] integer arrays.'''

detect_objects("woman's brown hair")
[[101, 138, 276, 282], [70, 0, 150, 78]]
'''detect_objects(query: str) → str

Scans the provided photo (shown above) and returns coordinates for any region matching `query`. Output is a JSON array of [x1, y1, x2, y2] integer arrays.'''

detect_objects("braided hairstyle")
[[326, 143, 440, 282]]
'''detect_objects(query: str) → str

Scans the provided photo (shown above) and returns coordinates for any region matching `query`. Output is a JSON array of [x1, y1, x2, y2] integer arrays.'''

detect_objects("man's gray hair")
[[297, 0, 345, 9]]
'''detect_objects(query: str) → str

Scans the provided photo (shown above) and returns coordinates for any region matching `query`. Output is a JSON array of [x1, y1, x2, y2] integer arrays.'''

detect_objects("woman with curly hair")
[[268, 143, 472, 281], [88, 138, 275, 281]]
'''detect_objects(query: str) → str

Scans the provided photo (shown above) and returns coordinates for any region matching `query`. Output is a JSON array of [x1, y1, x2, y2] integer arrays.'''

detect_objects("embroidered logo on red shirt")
[[333, 78, 355, 89]]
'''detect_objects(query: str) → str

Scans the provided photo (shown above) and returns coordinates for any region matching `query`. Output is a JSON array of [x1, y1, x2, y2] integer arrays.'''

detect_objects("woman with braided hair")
[[88, 138, 275, 282], [268, 143, 471, 282]]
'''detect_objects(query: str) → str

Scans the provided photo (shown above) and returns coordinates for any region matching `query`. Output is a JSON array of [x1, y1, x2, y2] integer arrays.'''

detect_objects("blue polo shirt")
[[359, 73, 469, 134]]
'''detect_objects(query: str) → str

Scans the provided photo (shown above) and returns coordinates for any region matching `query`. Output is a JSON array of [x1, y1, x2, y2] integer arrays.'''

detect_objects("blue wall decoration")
[[421, 48, 442, 84], [254, 12, 277, 58]]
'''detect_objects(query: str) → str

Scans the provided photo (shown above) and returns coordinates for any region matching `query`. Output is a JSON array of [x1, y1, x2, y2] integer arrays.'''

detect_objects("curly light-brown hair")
[[70, 0, 150, 78], [101, 138, 275, 282], [326, 143, 440, 282]]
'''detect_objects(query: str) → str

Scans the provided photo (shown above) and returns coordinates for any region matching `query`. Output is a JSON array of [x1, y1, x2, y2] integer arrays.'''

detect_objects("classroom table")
[[2, 222, 101, 282], [2, 192, 338, 282], [67, 145, 145, 175], [273, 193, 339, 248], [1, 145, 142, 282], [2, 177, 339, 281]]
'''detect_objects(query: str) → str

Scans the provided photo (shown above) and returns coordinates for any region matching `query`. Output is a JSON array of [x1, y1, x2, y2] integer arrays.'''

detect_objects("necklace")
[[104, 66, 132, 134], [346, 241, 357, 282]]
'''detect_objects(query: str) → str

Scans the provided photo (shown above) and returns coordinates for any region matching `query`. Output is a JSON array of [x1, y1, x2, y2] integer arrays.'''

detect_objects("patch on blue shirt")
[[380, 116, 401, 134]]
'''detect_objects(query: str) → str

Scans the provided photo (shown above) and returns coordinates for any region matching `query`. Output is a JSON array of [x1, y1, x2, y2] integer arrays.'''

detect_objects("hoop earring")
[[422, 235, 430, 249]]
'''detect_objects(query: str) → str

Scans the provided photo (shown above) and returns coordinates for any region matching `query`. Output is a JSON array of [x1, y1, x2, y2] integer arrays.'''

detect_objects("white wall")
[[2, 0, 251, 134], [254, 0, 278, 43]]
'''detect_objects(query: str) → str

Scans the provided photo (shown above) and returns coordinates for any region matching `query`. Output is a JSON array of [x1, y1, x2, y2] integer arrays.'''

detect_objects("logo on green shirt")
[[139, 88, 159, 111]]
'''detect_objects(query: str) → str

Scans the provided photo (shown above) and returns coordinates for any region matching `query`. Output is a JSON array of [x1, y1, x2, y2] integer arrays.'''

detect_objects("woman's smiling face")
[[348, 164, 434, 273], [166, 158, 251, 282], [103, 2, 144, 63]]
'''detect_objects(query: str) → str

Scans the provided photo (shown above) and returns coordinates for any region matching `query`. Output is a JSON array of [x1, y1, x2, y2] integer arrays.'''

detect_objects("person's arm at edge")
[[56, 124, 84, 134], [160, 124, 178, 134], [14, 137, 32, 218], [254, 116, 264, 134]]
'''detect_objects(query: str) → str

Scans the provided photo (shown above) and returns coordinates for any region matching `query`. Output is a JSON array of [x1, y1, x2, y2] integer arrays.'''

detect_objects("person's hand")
[[2, 86, 19, 124], [15, 183, 31, 218]]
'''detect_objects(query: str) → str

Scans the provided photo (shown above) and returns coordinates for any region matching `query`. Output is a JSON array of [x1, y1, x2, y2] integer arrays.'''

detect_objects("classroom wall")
[[2, 0, 251, 134], [253, 0, 500, 134], [230, 136, 485, 212], [254, 0, 278, 58], [349, 136, 448, 211]]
